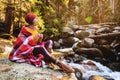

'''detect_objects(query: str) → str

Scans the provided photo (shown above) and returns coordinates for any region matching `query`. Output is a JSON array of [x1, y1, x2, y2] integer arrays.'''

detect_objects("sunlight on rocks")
[[0, 39, 13, 58]]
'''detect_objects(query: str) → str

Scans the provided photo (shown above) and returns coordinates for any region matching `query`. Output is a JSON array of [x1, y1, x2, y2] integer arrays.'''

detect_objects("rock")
[[53, 41, 61, 49], [0, 58, 77, 80], [0, 38, 13, 48], [97, 46, 116, 62], [96, 27, 111, 34], [52, 51, 65, 58], [85, 60, 96, 66], [74, 48, 103, 59], [0, 65, 12, 72], [65, 37, 78, 47], [0, 38, 13, 58], [89, 75, 107, 80], [0, 46, 5, 53], [88, 24, 102, 29], [58, 39, 64, 46], [114, 26, 120, 31], [74, 68, 83, 80], [72, 40, 83, 50], [112, 26, 120, 32], [85, 28, 96, 35], [69, 73, 78, 80], [61, 27, 74, 38], [0, 34, 15, 40], [58, 37, 78, 47], [96, 39, 109, 45], [72, 38, 94, 48], [108, 62, 120, 71], [54, 48, 74, 55], [69, 25, 82, 31], [110, 38, 120, 53], [64, 54, 86, 63], [69, 60, 98, 73], [74, 30, 90, 39], [61, 32, 71, 38], [112, 30, 119, 33], [82, 38, 95, 48], [110, 38, 119, 48]]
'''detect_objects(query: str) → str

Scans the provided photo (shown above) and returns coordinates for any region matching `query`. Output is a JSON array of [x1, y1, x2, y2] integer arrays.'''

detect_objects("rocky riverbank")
[[0, 23, 120, 80], [0, 58, 77, 80]]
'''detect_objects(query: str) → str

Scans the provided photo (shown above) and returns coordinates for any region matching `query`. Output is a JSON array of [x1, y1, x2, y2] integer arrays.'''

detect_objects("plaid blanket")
[[9, 26, 44, 67]]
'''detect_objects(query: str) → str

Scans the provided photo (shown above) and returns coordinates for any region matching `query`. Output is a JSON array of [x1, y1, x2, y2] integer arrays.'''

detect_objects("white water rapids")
[[55, 48, 120, 80], [68, 60, 120, 80]]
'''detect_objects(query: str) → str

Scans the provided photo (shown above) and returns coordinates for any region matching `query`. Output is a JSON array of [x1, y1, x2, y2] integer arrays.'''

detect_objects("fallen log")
[[88, 32, 120, 39]]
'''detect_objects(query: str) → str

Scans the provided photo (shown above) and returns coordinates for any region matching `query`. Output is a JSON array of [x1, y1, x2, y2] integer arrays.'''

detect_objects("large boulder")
[[0, 58, 77, 80], [74, 30, 89, 39]]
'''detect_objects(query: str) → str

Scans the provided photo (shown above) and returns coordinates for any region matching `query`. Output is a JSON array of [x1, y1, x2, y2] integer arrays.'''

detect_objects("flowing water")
[[55, 48, 120, 80], [68, 60, 120, 80]]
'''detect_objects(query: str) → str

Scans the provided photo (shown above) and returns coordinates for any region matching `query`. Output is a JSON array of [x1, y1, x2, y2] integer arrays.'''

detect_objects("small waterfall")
[[68, 60, 120, 80]]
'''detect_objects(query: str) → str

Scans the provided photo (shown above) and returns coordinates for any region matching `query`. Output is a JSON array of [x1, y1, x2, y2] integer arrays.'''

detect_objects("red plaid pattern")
[[9, 26, 44, 67]]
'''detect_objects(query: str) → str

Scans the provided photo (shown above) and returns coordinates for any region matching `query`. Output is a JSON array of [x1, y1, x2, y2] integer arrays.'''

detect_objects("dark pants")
[[33, 40, 56, 63]]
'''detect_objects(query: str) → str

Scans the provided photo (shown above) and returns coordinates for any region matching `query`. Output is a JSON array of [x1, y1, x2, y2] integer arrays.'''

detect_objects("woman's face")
[[33, 17, 39, 25]]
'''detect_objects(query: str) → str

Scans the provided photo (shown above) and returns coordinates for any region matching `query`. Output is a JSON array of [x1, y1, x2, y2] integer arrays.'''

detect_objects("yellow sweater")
[[25, 27, 38, 35], [25, 27, 40, 42]]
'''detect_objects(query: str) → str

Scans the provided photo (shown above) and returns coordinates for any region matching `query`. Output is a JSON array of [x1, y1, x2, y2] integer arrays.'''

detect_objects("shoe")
[[57, 61, 75, 73]]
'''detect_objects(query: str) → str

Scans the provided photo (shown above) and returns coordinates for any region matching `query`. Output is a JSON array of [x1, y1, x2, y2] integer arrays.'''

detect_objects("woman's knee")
[[45, 40, 53, 47], [47, 40, 53, 44]]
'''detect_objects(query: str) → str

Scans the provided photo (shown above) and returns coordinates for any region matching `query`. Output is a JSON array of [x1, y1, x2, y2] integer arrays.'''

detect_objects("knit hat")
[[25, 13, 37, 24]]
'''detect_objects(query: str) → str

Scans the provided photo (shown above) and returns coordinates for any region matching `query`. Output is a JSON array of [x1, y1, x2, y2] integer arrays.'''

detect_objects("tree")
[[2, 0, 16, 34]]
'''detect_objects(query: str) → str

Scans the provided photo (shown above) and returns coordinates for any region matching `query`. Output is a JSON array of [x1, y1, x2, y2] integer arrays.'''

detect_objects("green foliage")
[[33, 0, 69, 39], [85, 16, 92, 23], [1, 0, 120, 39], [62, 0, 69, 6]]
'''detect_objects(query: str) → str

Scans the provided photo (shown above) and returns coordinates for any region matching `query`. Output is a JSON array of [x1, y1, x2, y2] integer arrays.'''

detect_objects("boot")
[[57, 61, 75, 73]]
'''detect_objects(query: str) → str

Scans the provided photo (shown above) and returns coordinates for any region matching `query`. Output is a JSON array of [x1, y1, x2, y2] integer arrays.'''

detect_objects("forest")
[[0, 0, 120, 38], [0, 0, 120, 80]]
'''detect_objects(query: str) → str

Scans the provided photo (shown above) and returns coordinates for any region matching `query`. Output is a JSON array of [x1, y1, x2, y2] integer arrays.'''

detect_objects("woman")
[[9, 13, 74, 73]]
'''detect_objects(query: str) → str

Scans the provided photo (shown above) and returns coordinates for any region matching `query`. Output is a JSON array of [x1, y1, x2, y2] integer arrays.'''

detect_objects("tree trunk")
[[4, 0, 15, 34], [5, 5, 14, 34]]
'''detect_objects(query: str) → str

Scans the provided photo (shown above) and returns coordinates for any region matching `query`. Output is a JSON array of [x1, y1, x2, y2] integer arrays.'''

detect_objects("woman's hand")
[[33, 33, 43, 43], [38, 33, 43, 42]]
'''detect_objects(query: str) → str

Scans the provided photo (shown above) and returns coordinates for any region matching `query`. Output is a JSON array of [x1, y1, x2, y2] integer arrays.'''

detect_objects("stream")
[[56, 48, 120, 80], [69, 60, 120, 80]]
